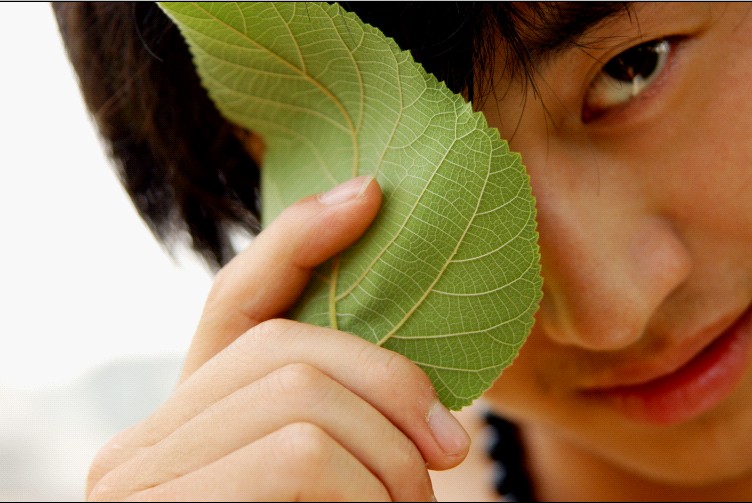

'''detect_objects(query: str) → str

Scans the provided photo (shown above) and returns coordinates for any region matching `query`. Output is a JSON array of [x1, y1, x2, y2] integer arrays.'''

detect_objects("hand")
[[86, 176, 470, 501]]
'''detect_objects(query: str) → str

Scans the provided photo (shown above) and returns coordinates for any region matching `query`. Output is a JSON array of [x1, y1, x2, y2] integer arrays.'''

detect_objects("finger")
[[86, 425, 139, 497], [97, 364, 434, 502], [183, 175, 382, 381], [93, 423, 392, 502], [98, 320, 469, 482]]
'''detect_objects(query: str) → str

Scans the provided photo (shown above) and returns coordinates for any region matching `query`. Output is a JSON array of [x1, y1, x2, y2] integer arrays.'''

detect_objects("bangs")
[[347, 3, 632, 106]]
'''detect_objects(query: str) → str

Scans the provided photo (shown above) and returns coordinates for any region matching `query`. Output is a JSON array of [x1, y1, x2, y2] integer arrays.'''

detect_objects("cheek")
[[698, 107, 752, 236], [657, 75, 752, 241], [667, 27, 752, 233]]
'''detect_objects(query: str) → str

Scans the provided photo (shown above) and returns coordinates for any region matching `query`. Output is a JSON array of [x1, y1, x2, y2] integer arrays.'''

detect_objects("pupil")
[[604, 41, 661, 82]]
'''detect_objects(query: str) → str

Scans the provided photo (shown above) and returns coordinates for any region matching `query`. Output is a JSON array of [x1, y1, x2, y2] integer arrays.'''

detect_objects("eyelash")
[[581, 37, 681, 124]]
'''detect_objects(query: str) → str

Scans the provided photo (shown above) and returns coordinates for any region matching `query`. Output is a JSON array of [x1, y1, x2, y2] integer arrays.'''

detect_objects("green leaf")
[[158, 1, 542, 410]]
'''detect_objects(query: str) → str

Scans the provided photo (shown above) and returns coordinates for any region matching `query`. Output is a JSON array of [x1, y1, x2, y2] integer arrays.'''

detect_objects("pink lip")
[[582, 306, 752, 425]]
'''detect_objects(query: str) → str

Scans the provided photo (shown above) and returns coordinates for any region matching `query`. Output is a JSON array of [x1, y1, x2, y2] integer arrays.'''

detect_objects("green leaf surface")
[[159, 1, 542, 410]]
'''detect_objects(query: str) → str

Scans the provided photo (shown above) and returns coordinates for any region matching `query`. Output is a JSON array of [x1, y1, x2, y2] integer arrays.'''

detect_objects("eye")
[[582, 39, 671, 122]]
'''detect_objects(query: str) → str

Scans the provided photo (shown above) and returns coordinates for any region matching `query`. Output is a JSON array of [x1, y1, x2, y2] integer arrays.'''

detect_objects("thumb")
[[181, 175, 381, 381]]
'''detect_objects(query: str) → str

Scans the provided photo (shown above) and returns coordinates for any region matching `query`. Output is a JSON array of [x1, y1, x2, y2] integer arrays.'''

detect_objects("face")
[[482, 2, 752, 486]]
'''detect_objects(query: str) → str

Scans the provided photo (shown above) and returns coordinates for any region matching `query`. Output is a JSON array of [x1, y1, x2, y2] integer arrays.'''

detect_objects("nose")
[[532, 163, 692, 351]]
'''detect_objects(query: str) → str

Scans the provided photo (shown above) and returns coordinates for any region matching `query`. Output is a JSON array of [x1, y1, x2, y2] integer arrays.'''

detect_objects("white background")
[[0, 3, 214, 390], [0, 4, 219, 500]]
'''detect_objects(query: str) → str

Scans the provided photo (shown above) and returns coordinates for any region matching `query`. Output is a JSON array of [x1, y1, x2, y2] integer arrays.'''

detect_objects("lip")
[[582, 305, 752, 425]]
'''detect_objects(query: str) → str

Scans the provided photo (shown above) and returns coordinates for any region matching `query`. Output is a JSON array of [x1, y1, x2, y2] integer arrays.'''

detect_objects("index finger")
[[182, 175, 381, 381]]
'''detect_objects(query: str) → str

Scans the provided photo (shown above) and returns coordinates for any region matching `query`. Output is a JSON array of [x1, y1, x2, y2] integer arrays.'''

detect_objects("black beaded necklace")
[[483, 411, 537, 502]]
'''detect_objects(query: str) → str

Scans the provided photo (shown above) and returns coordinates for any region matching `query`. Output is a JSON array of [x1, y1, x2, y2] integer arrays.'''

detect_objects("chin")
[[487, 370, 752, 489], [575, 392, 752, 487]]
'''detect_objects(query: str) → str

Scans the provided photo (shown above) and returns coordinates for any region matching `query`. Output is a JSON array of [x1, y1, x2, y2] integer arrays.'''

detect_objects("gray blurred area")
[[0, 356, 182, 501]]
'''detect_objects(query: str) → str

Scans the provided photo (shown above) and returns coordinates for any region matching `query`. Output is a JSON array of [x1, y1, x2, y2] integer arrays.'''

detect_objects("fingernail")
[[427, 401, 470, 456], [317, 175, 373, 205]]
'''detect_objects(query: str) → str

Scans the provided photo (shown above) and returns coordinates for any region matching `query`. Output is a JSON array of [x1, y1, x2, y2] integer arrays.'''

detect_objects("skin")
[[86, 2, 752, 501], [479, 2, 752, 500]]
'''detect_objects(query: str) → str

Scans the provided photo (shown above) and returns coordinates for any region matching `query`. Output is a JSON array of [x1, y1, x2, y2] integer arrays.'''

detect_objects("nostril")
[[542, 217, 691, 352], [535, 198, 692, 352], [580, 306, 648, 350], [539, 290, 649, 351]]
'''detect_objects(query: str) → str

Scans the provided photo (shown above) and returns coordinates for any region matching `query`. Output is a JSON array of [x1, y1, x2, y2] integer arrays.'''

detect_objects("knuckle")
[[204, 264, 233, 309], [272, 362, 327, 395], [248, 318, 298, 342], [292, 210, 366, 268], [234, 318, 298, 354], [86, 427, 138, 499], [275, 422, 334, 471], [274, 200, 317, 239], [379, 349, 433, 395], [87, 470, 135, 502], [393, 435, 425, 477], [314, 214, 338, 240], [380, 423, 431, 496], [86, 450, 112, 496], [369, 349, 437, 424], [87, 483, 113, 502]]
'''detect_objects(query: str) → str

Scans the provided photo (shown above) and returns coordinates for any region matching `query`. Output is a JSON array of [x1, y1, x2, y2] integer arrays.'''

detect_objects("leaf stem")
[[328, 255, 341, 329]]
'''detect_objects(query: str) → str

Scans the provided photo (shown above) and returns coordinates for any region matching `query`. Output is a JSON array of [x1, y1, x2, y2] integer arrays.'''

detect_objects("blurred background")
[[0, 4, 219, 500]]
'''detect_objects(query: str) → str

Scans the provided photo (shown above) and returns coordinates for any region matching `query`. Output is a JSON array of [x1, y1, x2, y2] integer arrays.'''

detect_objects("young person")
[[55, 2, 752, 500]]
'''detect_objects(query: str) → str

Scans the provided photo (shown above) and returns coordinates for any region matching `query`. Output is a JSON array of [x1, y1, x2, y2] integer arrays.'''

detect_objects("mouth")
[[581, 305, 752, 425]]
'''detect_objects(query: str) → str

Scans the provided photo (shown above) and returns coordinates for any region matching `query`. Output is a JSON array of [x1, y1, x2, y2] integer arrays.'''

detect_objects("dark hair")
[[53, 2, 628, 271]]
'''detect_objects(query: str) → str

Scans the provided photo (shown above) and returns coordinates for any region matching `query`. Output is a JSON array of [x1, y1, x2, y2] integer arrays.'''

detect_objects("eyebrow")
[[512, 2, 635, 63]]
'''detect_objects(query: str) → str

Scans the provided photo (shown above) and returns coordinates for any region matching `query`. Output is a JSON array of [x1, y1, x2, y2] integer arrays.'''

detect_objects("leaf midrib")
[[191, 2, 359, 175], [376, 131, 494, 346]]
